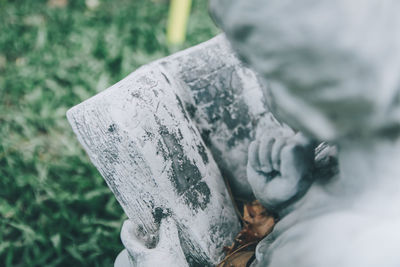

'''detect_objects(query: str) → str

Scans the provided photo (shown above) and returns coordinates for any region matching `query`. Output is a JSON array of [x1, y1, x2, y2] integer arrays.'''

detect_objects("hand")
[[247, 130, 315, 213], [115, 217, 188, 267]]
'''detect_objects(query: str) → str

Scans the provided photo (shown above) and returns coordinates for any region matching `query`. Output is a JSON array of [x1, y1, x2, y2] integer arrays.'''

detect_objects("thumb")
[[121, 220, 152, 258], [154, 217, 189, 267], [156, 217, 181, 250]]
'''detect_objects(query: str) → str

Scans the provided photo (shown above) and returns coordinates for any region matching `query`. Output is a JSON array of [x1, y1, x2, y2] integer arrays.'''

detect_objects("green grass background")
[[0, 0, 218, 266]]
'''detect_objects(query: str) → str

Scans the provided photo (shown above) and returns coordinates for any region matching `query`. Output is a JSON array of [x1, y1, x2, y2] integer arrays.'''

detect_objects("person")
[[210, 0, 400, 266], [117, 0, 400, 265]]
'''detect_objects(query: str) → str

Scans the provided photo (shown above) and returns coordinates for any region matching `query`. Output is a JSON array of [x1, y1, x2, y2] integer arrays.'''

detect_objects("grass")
[[0, 0, 218, 266]]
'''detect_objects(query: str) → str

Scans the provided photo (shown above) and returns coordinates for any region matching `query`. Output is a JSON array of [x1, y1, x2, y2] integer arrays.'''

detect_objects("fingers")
[[259, 136, 275, 173], [249, 131, 289, 174], [248, 140, 261, 171], [271, 137, 286, 171], [247, 130, 315, 213]]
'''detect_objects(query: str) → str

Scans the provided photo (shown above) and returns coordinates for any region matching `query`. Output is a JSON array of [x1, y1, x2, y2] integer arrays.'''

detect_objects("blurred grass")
[[0, 0, 218, 266]]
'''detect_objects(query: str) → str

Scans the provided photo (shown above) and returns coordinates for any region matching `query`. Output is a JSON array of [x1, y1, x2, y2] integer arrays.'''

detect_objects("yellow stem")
[[167, 0, 192, 44]]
